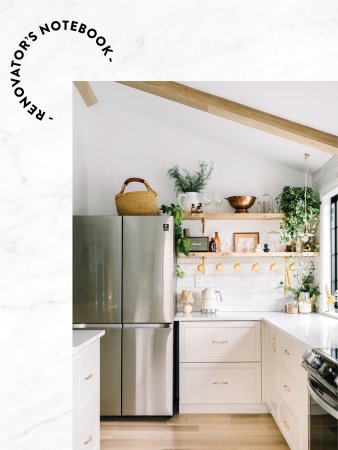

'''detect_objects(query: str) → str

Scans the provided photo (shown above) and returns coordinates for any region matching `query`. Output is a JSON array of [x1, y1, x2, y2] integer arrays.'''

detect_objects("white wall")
[[312, 156, 338, 195], [73, 88, 89, 214], [83, 103, 305, 215]]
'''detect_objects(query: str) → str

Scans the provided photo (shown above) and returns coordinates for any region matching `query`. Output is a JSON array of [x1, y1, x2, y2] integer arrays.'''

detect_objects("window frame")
[[331, 194, 338, 294], [320, 185, 338, 318]]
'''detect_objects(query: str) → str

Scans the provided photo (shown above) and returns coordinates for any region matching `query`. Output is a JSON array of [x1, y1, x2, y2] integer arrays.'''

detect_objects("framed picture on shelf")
[[233, 232, 259, 253], [189, 236, 209, 252]]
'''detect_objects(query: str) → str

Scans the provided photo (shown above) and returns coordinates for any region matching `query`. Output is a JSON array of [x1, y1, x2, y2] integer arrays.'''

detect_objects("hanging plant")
[[276, 186, 320, 249], [160, 203, 190, 278]]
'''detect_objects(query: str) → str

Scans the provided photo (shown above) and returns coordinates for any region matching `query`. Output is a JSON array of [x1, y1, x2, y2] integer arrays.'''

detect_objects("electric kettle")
[[201, 288, 223, 315]]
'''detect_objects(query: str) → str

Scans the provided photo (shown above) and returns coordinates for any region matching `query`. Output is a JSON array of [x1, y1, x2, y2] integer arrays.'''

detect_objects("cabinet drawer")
[[180, 362, 261, 404], [179, 321, 261, 362], [277, 364, 299, 417], [77, 397, 99, 450], [278, 398, 299, 450], [277, 333, 303, 379], [75, 341, 100, 406]]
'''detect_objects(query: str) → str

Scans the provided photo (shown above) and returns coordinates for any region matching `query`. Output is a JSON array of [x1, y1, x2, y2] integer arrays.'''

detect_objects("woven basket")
[[115, 178, 158, 216]]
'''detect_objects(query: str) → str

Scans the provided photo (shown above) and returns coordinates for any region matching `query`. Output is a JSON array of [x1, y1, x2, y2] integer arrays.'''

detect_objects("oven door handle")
[[307, 379, 338, 420]]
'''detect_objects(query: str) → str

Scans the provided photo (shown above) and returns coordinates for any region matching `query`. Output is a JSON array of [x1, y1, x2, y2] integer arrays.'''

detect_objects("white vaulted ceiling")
[[90, 81, 338, 173]]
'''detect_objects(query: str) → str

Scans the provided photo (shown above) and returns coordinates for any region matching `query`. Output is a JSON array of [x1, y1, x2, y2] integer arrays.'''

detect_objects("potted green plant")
[[287, 260, 320, 310], [160, 203, 190, 278], [167, 161, 214, 212], [276, 186, 320, 251]]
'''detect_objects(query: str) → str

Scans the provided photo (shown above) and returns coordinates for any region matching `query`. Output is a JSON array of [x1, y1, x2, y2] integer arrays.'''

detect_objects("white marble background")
[[0, 1, 337, 449]]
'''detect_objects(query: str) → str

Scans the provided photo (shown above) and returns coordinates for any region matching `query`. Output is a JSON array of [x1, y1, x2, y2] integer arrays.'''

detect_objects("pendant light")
[[299, 153, 313, 242]]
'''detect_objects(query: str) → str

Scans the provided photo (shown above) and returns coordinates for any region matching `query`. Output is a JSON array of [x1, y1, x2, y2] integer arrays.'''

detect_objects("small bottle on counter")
[[183, 228, 190, 238], [214, 232, 222, 253], [190, 204, 196, 214], [209, 237, 216, 252]]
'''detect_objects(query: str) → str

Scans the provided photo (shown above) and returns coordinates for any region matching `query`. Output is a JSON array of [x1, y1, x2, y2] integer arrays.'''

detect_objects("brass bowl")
[[226, 196, 256, 213]]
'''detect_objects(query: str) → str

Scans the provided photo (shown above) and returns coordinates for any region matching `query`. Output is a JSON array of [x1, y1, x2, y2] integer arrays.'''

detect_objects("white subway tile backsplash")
[[177, 258, 288, 312]]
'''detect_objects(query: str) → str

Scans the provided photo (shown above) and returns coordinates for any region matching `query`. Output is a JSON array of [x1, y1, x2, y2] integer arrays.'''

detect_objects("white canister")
[[298, 292, 311, 313]]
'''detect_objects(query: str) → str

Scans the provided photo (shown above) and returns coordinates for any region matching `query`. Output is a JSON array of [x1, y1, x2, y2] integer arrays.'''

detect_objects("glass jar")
[[286, 298, 299, 314], [267, 231, 281, 252], [257, 191, 273, 213]]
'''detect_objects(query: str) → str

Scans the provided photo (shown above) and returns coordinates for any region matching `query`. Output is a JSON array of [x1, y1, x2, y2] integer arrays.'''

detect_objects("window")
[[331, 194, 338, 294]]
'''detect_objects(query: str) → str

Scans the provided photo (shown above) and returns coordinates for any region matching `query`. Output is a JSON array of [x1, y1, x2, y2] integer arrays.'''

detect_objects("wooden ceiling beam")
[[73, 81, 98, 107], [118, 81, 338, 155]]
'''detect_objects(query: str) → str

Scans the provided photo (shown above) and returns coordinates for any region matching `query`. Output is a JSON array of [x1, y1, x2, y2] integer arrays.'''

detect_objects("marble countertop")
[[174, 312, 338, 349], [73, 330, 105, 355]]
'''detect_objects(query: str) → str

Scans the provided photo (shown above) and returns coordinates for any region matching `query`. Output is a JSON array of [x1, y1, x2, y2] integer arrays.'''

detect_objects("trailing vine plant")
[[160, 203, 190, 278], [276, 186, 320, 249]]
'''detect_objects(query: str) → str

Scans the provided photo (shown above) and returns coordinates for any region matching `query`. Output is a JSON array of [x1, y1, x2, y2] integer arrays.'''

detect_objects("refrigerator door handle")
[[123, 323, 173, 329], [73, 323, 122, 329]]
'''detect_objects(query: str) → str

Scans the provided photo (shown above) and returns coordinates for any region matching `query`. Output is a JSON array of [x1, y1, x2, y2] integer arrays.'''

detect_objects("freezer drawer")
[[122, 325, 173, 416], [122, 216, 174, 323], [73, 216, 122, 323], [74, 324, 122, 416]]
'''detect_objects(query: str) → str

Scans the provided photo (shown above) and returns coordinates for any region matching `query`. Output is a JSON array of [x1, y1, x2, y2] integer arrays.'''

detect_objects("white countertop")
[[175, 312, 338, 349], [73, 329, 105, 354]]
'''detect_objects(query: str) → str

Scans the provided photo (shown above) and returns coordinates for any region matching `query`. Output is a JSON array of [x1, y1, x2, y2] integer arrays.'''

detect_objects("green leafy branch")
[[167, 161, 214, 194], [160, 203, 190, 278]]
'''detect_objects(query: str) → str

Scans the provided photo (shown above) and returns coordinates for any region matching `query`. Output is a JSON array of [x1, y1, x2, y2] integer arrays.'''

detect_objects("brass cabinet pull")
[[283, 384, 290, 392], [211, 340, 228, 344], [84, 373, 93, 380], [84, 435, 93, 445], [283, 420, 290, 429], [212, 381, 229, 385], [272, 336, 277, 354], [283, 349, 290, 356]]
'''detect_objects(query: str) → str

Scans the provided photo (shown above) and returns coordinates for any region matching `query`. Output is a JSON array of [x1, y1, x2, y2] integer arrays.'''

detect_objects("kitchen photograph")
[[72, 81, 338, 450]]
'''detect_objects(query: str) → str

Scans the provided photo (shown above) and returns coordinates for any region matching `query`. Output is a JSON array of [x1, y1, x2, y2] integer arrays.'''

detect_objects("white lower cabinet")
[[73, 339, 100, 450], [180, 321, 261, 362], [277, 364, 300, 418], [279, 398, 300, 450], [179, 321, 264, 413], [179, 320, 309, 447], [264, 325, 278, 417], [77, 398, 100, 450], [263, 323, 309, 450], [180, 362, 261, 404]]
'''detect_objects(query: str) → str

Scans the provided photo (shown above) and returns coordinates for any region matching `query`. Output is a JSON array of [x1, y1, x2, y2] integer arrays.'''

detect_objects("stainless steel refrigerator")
[[73, 215, 174, 416]]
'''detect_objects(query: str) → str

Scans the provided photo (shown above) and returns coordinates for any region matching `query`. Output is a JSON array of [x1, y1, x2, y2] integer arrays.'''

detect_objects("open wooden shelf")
[[179, 252, 319, 258], [182, 213, 285, 220]]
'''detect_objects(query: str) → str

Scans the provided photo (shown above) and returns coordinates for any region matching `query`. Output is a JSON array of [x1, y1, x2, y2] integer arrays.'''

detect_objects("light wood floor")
[[101, 414, 289, 450]]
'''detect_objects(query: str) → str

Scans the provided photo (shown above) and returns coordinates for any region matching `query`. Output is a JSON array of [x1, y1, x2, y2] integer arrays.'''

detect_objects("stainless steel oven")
[[302, 348, 338, 450]]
